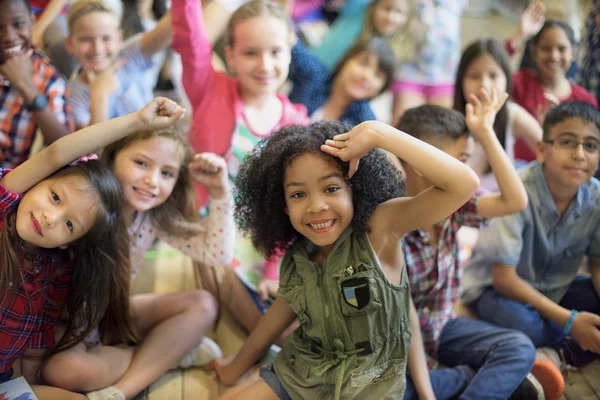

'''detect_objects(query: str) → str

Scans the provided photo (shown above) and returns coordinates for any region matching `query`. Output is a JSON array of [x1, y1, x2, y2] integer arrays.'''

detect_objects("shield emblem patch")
[[341, 278, 370, 309]]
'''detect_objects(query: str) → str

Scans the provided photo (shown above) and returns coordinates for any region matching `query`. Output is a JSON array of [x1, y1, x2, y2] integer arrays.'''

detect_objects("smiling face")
[[226, 15, 291, 98], [462, 53, 508, 104], [66, 11, 122, 73], [532, 26, 573, 83], [284, 153, 354, 257], [537, 118, 600, 194], [15, 174, 99, 249], [335, 51, 387, 101], [112, 137, 184, 223], [0, 0, 32, 60], [371, 0, 409, 38]]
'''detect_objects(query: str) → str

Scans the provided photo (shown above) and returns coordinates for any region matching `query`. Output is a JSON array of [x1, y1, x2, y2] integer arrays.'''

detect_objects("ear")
[[536, 140, 546, 164], [225, 45, 235, 75]]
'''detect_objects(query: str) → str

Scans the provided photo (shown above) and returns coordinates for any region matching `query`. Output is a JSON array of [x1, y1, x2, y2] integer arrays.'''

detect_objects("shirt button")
[[422, 307, 430, 315], [345, 266, 355, 276]]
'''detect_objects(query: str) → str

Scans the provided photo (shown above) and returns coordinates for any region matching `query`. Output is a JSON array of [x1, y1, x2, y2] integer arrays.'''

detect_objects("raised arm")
[[171, 0, 216, 107], [512, 103, 543, 148], [140, 11, 173, 59], [31, 0, 69, 50], [1, 98, 184, 194], [322, 120, 480, 239], [467, 89, 528, 218]]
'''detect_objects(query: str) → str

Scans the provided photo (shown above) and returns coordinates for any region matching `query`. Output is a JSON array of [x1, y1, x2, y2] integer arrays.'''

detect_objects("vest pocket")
[[335, 269, 382, 317], [350, 357, 406, 387]]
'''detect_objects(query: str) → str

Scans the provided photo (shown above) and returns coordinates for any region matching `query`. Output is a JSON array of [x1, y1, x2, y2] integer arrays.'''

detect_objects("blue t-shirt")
[[67, 34, 153, 127]]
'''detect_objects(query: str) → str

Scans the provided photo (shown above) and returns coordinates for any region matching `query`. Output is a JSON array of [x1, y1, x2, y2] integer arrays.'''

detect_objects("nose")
[[550, 48, 560, 61], [43, 209, 60, 228], [91, 39, 104, 54], [307, 195, 329, 214], [259, 53, 273, 71], [572, 142, 586, 159], [144, 169, 159, 188], [481, 76, 492, 92]]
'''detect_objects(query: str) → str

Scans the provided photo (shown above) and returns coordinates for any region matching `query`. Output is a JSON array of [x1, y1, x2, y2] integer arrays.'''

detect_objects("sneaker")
[[173, 337, 223, 369], [509, 373, 545, 400], [531, 356, 565, 400]]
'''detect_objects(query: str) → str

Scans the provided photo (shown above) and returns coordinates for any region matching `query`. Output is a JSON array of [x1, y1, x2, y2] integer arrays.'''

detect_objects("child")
[[0, 96, 184, 398], [453, 38, 542, 185], [462, 101, 600, 374], [206, 119, 480, 399], [391, 0, 465, 123], [512, 20, 598, 162], [398, 92, 564, 399], [310, 0, 418, 71], [289, 37, 396, 125], [0, 0, 74, 169], [65, 0, 172, 129], [43, 130, 235, 400]]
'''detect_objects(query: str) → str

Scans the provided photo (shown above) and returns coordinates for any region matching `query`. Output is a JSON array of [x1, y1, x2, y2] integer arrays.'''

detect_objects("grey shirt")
[[461, 162, 600, 304]]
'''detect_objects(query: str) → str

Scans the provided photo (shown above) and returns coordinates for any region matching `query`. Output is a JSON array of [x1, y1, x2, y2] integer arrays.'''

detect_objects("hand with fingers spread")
[[204, 356, 238, 386], [519, 1, 546, 41], [465, 88, 509, 139], [321, 121, 385, 178], [137, 97, 186, 129], [570, 312, 600, 354], [188, 152, 230, 199]]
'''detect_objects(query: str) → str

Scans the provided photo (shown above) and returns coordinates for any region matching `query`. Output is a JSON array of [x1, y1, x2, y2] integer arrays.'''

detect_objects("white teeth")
[[4, 46, 22, 54], [134, 187, 155, 197], [309, 220, 333, 230]]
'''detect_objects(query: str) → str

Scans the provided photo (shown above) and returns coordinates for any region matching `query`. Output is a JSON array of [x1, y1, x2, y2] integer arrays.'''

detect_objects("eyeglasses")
[[543, 138, 600, 154]]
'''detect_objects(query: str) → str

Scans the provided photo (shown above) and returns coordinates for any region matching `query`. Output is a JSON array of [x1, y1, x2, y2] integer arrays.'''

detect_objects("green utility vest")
[[274, 227, 411, 400]]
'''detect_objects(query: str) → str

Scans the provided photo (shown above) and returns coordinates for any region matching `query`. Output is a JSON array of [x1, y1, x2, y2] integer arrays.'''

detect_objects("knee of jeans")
[[501, 332, 536, 366]]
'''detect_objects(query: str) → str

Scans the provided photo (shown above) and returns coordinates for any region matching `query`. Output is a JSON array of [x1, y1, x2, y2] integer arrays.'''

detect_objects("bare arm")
[[467, 89, 528, 218], [322, 120, 480, 239], [31, 0, 70, 50], [140, 11, 173, 59], [512, 104, 543, 149], [505, 2, 545, 62], [1, 97, 184, 194], [21, 348, 46, 384], [203, 1, 234, 45], [407, 297, 435, 400]]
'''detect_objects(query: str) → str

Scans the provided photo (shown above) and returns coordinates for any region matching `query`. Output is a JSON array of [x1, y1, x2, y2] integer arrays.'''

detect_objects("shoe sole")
[[531, 359, 565, 400]]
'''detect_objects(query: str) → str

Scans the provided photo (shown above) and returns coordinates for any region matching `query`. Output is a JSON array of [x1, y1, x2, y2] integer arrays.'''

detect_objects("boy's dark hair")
[[543, 101, 600, 139], [453, 39, 511, 151], [235, 121, 404, 257], [396, 105, 468, 148], [532, 19, 576, 47], [332, 37, 397, 97]]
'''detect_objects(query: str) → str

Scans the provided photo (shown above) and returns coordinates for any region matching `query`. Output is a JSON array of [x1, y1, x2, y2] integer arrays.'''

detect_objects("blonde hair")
[[67, 0, 119, 33], [225, 0, 293, 47], [360, 0, 425, 63], [101, 128, 202, 238]]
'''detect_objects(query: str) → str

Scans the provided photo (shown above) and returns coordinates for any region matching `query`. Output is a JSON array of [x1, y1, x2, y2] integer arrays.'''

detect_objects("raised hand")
[[320, 121, 382, 178], [465, 88, 509, 138], [188, 152, 230, 199], [519, 1, 545, 40], [137, 97, 185, 129]]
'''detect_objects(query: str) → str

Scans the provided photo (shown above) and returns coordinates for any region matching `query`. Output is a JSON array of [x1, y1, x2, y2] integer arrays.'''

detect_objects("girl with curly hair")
[[206, 120, 479, 400]]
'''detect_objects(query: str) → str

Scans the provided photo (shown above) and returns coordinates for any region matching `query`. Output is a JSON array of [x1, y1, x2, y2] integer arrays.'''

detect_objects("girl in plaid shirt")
[[0, 97, 184, 398]]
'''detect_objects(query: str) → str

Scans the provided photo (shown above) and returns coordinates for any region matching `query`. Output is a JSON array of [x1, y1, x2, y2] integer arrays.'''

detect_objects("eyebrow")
[[285, 173, 344, 188], [135, 152, 180, 171], [557, 132, 600, 141]]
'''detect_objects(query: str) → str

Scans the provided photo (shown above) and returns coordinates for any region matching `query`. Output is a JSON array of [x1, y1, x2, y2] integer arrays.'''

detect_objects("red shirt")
[[511, 68, 598, 161], [0, 169, 72, 374]]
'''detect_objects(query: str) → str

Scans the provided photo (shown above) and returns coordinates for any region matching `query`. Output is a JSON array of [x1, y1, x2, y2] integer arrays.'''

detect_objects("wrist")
[[208, 186, 230, 201], [563, 309, 578, 335], [18, 81, 40, 103]]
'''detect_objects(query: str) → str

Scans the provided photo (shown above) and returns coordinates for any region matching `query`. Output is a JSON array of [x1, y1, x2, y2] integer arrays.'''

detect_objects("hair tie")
[[69, 153, 99, 166]]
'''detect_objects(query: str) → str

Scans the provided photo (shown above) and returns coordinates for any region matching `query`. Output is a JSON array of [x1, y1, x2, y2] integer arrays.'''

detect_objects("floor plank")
[[563, 368, 600, 400]]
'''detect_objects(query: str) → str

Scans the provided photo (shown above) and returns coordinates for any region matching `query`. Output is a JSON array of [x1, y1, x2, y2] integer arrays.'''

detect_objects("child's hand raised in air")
[[466, 88, 509, 138], [204, 356, 238, 386], [137, 97, 185, 129], [519, 1, 545, 41], [321, 121, 383, 178], [189, 153, 230, 199]]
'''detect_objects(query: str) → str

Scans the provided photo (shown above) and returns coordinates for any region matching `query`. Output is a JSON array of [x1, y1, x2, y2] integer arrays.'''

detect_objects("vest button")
[[290, 355, 296, 366], [345, 266, 355, 276]]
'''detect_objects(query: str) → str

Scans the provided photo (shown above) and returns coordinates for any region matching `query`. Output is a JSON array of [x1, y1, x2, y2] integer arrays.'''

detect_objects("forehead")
[[0, 0, 29, 21], [122, 136, 185, 165], [547, 118, 600, 140], [232, 15, 289, 47], [285, 153, 343, 182], [467, 53, 502, 72], [376, 0, 408, 9], [72, 11, 120, 36], [538, 26, 570, 43]]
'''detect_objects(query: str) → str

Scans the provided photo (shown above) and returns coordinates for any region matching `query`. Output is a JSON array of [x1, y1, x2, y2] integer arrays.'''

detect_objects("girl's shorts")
[[392, 81, 455, 98], [260, 366, 292, 400]]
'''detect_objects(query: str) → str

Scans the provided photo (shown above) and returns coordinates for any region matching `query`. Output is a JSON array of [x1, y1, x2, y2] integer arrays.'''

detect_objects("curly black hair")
[[235, 121, 405, 258]]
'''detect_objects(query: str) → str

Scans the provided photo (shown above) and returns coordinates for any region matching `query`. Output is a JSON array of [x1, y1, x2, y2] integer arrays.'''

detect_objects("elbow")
[[463, 167, 480, 198], [491, 265, 515, 295]]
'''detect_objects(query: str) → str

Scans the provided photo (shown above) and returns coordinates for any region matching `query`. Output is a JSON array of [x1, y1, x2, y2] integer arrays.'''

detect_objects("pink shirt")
[[171, 0, 309, 207], [512, 68, 598, 161]]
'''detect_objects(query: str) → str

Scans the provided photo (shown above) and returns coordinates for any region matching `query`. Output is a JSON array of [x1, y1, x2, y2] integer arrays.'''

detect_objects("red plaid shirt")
[[403, 189, 488, 367], [0, 169, 72, 374], [0, 51, 74, 169]]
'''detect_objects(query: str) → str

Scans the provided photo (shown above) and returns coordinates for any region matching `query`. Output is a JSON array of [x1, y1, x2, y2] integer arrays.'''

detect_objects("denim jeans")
[[404, 317, 535, 400], [471, 276, 600, 365]]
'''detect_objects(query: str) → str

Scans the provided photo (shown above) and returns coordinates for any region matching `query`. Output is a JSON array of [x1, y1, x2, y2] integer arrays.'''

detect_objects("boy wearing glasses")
[[462, 101, 600, 375]]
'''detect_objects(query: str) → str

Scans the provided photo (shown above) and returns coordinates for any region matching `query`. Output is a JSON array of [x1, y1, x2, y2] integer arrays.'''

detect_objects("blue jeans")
[[471, 277, 600, 365], [404, 317, 535, 400]]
